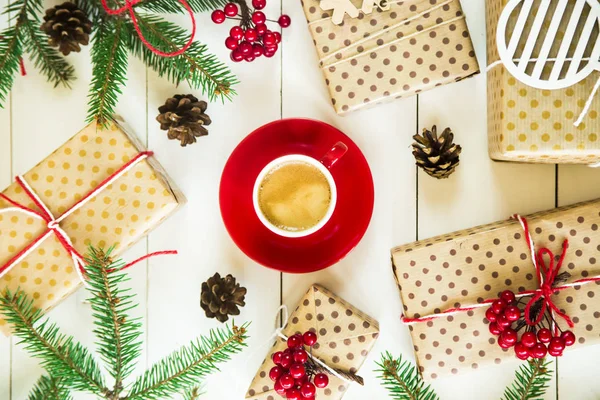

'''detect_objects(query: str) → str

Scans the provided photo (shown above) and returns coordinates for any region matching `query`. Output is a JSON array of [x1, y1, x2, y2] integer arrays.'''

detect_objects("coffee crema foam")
[[258, 161, 331, 232]]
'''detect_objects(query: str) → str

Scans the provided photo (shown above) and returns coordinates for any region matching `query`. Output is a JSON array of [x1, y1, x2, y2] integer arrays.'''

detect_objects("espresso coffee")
[[258, 161, 332, 232]]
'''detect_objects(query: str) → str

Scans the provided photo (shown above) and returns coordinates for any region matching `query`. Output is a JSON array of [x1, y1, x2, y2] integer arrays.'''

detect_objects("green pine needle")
[[135, 0, 227, 13], [27, 375, 72, 400], [184, 386, 203, 400], [0, 25, 23, 106], [502, 358, 553, 400], [375, 352, 439, 400], [86, 17, 129, 126]]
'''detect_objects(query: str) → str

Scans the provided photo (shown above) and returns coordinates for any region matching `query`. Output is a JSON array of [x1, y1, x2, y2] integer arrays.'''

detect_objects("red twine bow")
[[100, 0, 196, 57]]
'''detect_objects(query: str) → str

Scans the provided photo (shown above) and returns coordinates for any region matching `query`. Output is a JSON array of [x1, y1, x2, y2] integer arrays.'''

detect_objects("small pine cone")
[[157, 94, 211, 147], [412, 125, 461, 179], [200, 273, 247, 323], [40, 2, 92, 56]]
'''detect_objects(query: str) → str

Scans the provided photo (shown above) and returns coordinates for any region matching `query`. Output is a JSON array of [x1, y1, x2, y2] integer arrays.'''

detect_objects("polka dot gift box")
[[392, 199, 600, 379], [301, 0, 480, 114], [246, 285, 379, 400], [487, 0, 600, 163], [0, 118, 185, 335]]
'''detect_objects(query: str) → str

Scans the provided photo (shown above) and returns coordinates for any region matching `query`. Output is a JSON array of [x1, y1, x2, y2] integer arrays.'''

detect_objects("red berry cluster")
[[210, 0, 291, 62], [485, 290, 576, 360], [269, 331, 329, 400]]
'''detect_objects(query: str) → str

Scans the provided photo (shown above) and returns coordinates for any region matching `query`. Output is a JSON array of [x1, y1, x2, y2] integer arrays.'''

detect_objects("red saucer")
[[219, 119, 374, 273]]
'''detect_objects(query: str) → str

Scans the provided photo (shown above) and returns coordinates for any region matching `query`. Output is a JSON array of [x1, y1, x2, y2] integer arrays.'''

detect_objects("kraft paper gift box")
[[0, 118, 185, 335], [246, 284, 379, 399], [301, 0, 480, 115], [487, 0, 600, 163], [392, 199, 600, 379]]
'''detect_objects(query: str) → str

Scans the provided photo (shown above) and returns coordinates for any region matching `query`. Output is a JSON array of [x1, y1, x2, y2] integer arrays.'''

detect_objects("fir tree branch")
[[374, 352, 439, 400], [127, 13, 237, 101], [124, 322, 249, 400], [27, 375, 72, 400], [135, 0, 227, 13], [0, 289, 106, 395], [86, 17, 129, 126], [502, 358, 553, 400], [0, 25, 23, 106], [85, 247, 144, 396], [184, 386, 203, 400]]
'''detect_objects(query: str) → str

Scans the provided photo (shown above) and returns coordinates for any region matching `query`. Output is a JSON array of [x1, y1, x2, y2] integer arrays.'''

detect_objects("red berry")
[[270, 366, 284, 381], [295, 375, 308, 387], [491, 299, 507, 314], [280, 353, 293, 369], [497, 315, 510, 328], [272, 351, 284, 365], [293, 349, 308, 364], [498, 336, 512, 349], [489, 322, 502, 335], [255, 23, 267, 36], [531, 343, 548, 359], [503, 305, 521, 322], [278, 14, 291, 27], [211, 9, 226, 23], [287, 334, 303, 349], [290, 363, 306, 379], [230, 26, 244, 40], [500, 290, 516, 304], [274, 380, 287, 395], [244, 28, 258, 42], [314, 373, 329, 388], [253, 43, 264, 57], [252, 11, 266, 24], [225, 36, 239, 50], [548, 337, 565, 356], [252, 0, 267, 9], [238, 41, 253, 55], [514, 343, 529, 359], [521, 331, 537, 347], [224, 3, 238, 16], [485, 307, 498, 322], [283, 348, 294, 355], [265, 43, 278, 54], [244, 53, 255, 62], [303, 331, 318, 346], [561, 330, 576, 346], [279, 374, 295, 390], [286, 388, 301, 400], [263, 31, 277, 46], [537, 328, 552, 343], [273, 31, 282, 43], [230, 49, 243, 62], [500, 328, 518, 346], [300, 382, 316, 398]]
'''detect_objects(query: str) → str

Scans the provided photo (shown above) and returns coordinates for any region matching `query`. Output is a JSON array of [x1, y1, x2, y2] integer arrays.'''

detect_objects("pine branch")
[[135, 0, 227, 13], [127, 13, 237, 101], [0, 25, 23, 106], [28, 375, 72, 400], [84, 247, 144, 396], [184, 386, 203, 400], [374, 352, 439, 400], [124, 322, 249, 400], [86, 17, 129, 126], [502, 358, 553, 400], [0, 289, 106, 395]]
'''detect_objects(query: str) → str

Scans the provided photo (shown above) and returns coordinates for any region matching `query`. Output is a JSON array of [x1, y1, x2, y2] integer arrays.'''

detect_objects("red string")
[[121, 250, 178, 271], [100, 0, 195, 57]]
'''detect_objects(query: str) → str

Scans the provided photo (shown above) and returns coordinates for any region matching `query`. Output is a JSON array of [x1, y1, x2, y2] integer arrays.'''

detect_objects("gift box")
[[246, 284, 379, 399], [487, 0, 600, 163], [301, 0, 480, 115], [392, 199, 600, 379], [0, 118, 185, 335]]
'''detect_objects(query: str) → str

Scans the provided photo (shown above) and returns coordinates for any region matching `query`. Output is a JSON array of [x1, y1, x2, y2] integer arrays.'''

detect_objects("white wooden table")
[[2, 0, 600, 399]]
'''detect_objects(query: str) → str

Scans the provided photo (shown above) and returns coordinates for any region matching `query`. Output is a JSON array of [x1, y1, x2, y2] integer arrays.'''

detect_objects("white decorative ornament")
[[496, 0, 600, 126], [320, 0, 391, 25]]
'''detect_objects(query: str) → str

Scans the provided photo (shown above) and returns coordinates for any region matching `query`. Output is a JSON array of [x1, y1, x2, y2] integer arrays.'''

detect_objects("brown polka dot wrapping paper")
[[0, 118, 185, 336], [392, 199, 600, 379], [301, 0, 480, 114], [245, 285, 379, 399], [487, 0, 600, 164]]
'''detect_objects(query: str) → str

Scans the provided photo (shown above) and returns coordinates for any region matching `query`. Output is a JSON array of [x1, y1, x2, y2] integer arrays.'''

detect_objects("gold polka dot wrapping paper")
[[301, 0, 480, 114], [0, 118, 185, 336], [245, 285, 379, 400], [391, 199, 600, 379], [487, 0, 600, 163]]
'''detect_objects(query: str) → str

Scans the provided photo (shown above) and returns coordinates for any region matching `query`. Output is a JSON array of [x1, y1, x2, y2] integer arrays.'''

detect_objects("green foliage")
[[0, 25, 24, 105], [502, 358, 552, 400], [135, 0, 227, 14], [0, 246, 249, 399], [183, 386, 203, 400], [375, 352, 439, 400]]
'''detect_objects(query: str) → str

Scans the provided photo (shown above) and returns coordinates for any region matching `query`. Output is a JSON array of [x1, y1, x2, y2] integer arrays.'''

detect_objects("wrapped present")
[[0, 118, 185, 335], [392, 199, 600, 379], [487, 0, 600, 163], [301, 0, 480, 115], [246, 284, 379, 399]]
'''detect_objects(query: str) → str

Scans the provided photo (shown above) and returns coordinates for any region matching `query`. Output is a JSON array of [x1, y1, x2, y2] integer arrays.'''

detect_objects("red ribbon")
[[100, 0, 196, 57]]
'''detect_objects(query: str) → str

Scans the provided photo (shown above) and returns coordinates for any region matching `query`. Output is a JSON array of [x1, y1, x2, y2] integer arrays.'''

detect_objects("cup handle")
[[319, 142, 348, 169]]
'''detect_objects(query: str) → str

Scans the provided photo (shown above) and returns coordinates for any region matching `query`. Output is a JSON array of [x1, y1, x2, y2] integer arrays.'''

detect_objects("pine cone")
[[40, 2, 92, 56], [157, 94, 211, 147], [412, 125, 461, 179], [200, 273, 246, 323]]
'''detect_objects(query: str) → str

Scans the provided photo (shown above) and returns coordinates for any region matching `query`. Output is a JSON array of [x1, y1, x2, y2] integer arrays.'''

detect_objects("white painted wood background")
[[2, 0, 600, 399]]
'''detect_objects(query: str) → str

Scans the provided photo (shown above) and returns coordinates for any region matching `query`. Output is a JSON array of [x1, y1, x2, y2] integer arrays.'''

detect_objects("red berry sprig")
[[485, 290, 575, 360], [210, 0, 291, 63], [269, 331, 329, 399]]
